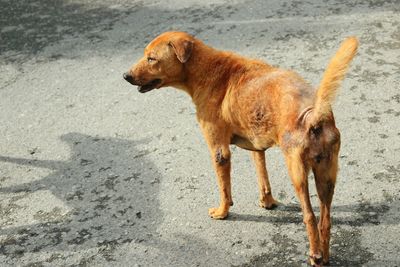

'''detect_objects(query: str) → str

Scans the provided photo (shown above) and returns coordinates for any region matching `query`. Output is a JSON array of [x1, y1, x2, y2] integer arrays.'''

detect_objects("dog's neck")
[[179, 42, 246, 111]]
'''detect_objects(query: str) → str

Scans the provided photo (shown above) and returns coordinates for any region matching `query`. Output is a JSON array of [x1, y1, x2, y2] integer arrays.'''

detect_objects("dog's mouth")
[[138, 79, 162, 93]]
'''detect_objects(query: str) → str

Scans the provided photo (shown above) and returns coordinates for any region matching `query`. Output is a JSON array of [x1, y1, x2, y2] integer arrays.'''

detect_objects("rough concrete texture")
[[0, 0, 399, 266]]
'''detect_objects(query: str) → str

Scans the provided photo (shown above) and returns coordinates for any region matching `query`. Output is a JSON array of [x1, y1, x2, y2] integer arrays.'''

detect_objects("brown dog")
[[123, 31, 358, 266]]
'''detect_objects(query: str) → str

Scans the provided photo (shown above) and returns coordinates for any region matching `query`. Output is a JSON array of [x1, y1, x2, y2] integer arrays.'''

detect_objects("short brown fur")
[[123, 31, 358, 266]]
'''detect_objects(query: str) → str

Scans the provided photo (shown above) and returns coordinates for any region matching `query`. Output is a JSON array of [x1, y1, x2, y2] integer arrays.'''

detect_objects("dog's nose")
[[123, 72, 132, 81], [124, 72, 136, 84]]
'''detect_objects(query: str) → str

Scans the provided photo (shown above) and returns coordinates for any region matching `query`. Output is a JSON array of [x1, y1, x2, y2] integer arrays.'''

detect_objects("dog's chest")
[[230, 134, 275, 151]]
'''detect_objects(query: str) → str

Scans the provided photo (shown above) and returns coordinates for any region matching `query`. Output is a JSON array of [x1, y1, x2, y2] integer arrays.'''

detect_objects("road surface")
[[0, 0, 399, 266]]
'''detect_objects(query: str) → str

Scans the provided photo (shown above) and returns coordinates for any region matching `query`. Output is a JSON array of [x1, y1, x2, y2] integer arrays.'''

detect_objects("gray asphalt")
[[0, 0, 399, 266]]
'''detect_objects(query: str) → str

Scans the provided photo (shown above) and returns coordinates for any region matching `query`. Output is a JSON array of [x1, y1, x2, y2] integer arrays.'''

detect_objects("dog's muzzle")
[[123, 72, 161, 93]]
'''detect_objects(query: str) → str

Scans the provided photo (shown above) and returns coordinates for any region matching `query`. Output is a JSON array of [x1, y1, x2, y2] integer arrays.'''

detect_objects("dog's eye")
[[147, 57, 156, 63]]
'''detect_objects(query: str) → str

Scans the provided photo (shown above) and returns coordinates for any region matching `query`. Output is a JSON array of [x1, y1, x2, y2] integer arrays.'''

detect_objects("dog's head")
[[123, 31, 194, 93]]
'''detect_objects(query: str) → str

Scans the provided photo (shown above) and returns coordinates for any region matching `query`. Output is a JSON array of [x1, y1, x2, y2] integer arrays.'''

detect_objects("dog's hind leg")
[[312, 143, 339, 265], [285, 148, 322, 266], [251, 151, 278, 209]]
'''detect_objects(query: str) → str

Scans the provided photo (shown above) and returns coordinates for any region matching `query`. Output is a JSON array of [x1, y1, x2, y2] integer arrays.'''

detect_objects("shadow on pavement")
[[1, 0, 398, 64], [229, 200, 395, 227], [0, 0, 142, 63], [231, 199, 399, 266], [0, 132, 216, 265]]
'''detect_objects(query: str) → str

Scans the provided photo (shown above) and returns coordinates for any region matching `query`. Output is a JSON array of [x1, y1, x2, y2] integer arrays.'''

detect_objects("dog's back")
[[220, 37, 358, 153]]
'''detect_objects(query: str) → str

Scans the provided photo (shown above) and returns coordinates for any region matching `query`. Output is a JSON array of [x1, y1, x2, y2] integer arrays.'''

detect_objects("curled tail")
[[310, 37, 359, 124]]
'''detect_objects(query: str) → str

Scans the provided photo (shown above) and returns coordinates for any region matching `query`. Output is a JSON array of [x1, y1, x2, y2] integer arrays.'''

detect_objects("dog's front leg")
[[208, 144, 232, 219], [200, 122, 232, 219]]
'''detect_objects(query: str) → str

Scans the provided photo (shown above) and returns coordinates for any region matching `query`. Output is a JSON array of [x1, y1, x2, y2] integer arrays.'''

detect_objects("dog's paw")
[[309, 254, 324, 267], [208, 207, 228, 219], [259, 194, 278, 209]]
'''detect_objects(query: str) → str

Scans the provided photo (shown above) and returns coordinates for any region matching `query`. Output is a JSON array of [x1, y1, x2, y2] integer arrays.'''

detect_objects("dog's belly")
[[230, 134, 275, 151]]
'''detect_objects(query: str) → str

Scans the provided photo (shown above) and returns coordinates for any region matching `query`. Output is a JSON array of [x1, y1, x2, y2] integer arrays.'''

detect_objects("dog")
[[123, 31, 358, 266]]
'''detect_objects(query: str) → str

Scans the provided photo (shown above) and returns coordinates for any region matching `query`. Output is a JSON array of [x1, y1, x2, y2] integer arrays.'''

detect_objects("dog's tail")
[[310, 37, 358, 125]]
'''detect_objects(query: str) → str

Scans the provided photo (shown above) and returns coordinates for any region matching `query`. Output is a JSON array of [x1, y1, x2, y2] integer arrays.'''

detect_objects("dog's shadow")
[[0, 132, 218, 264]]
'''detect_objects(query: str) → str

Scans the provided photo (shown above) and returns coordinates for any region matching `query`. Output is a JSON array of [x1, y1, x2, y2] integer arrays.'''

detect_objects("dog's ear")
[[168, 39, 193, 63]]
